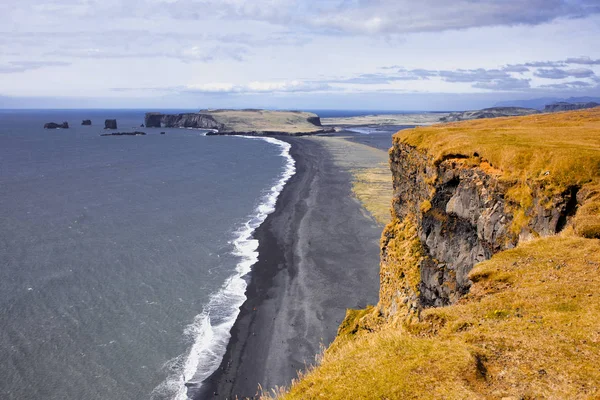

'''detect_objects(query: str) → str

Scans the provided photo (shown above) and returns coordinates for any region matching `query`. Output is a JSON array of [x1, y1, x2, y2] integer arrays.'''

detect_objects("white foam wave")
[[151, 136, 296, 400]]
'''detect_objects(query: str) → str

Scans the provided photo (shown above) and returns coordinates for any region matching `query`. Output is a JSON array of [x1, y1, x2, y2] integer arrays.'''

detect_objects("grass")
[[398, 107, 600, 237], [351, 164, 393, 225], [280, 235, 600, 399]]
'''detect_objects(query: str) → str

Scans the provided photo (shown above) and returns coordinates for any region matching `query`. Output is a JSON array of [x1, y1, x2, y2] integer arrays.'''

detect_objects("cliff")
[[280, 108, 600, 399], [544, 101, 600, 113], [439, 107, 539, 122], [145, 109, 331, 135]]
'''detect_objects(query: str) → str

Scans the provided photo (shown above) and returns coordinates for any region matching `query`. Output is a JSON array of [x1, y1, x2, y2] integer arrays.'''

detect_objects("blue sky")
[[1, 0, 600, 110]]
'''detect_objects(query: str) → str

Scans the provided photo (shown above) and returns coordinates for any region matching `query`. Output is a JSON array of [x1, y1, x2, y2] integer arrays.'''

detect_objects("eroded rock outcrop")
[[44, 122, 69, 129], [383, 141, 584, 313], [82, 120, 92, 126], [104, 119, 118, 129]]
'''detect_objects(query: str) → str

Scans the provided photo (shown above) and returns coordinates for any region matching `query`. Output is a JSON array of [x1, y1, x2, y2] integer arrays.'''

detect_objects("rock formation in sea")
[[44, 122, 69, 129], [81, 120, 92, 126], [104, 119, 118, 129], [439, 107, 539, 122]]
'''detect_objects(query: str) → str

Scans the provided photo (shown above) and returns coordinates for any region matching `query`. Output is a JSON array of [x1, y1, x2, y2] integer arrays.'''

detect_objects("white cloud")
[[184, 80, 332, 94]]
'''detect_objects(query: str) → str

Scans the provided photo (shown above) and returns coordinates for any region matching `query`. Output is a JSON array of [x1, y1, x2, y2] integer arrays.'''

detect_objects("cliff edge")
[[279, 108, 600, 399]]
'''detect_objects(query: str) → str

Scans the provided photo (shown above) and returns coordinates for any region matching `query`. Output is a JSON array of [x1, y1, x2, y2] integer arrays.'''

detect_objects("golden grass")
[[378, 216, 423, 321], [310, 136, 393, 226], [352, 165, 393, 225], [282, 235, 600, 399], [397, 108, 600, 237]]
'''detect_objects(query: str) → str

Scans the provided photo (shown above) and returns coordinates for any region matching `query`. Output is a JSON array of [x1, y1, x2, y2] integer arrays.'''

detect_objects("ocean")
[[0, 110, 294, 400]]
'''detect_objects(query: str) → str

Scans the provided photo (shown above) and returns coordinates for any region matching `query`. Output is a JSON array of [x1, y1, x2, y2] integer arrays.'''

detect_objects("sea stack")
[[82, 120, 92, 125], [44, 122, 69, 129], [104, 119, 118, 129]]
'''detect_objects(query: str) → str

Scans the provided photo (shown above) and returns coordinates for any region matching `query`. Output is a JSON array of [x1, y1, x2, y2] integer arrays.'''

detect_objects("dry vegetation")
[[282, 235, 600, 399], [309, 136, 393, 225], [352, 166, 393, 225], [271, 109, 600, 400]]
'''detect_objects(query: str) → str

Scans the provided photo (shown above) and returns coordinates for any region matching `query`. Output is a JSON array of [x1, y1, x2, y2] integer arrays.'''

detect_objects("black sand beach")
[[192, 137, 383, 399]]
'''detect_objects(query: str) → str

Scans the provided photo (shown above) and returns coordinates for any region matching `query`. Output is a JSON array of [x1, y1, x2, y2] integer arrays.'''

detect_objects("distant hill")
[[543, 101, 600, 113], [439, 106, 539, 122], [496, 96, 600, 110]]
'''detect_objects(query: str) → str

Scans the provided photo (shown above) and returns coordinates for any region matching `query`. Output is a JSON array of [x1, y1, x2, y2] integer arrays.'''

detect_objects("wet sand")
[[192, 137, 384, 399]]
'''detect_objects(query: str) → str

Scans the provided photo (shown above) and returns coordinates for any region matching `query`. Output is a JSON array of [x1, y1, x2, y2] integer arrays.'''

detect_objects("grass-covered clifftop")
[[271, 108, 600, 399], [402, 108, 600, 238]]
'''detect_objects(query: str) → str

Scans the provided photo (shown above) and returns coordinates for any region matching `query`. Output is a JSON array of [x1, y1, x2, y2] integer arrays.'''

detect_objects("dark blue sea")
[[0, 110, 295, 400]]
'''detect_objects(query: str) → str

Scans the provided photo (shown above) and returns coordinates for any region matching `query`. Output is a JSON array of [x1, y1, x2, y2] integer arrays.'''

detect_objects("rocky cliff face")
[[382, 141, 582, 315], [145, 112, 224, 130]]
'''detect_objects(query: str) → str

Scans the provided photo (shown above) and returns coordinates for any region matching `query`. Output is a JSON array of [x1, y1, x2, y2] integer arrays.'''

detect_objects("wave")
[[150, 136, 296, 400]]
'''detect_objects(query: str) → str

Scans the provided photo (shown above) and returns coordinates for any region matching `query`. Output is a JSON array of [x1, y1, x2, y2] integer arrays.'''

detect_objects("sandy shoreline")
[[191, 136, 385, 399]]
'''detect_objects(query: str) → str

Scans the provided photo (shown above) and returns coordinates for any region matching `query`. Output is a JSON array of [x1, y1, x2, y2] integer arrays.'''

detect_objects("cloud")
[[539, 80, 593, 89], [0, 60, 71, 73], [183, 80, 333, 94], [439, 68, 510, 83], [308, 0, 600, 35], [6, 0, 600, 37], [522, 60, 567, 67], [534, 67, 595, 79], [502, 65, 531, 73], [329, 69, 435, 84], [565, 56, 600, 65], [473, 77, 532, 90]]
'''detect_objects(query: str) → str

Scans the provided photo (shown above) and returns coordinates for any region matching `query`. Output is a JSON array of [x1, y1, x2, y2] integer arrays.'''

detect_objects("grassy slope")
[[277, 109, 600, 400], [284, 236, 600, 399]]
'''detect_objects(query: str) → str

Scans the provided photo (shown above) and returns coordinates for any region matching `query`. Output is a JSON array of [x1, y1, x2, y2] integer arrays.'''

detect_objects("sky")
[[1, 0, 600, 110]]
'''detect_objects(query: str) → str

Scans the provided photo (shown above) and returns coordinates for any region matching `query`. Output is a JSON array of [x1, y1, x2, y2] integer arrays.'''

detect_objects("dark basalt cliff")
[[384, 142, 581, 311], [145, 113, 224, 130], [439, 107, 539, 122], [104, 119, 118, 129], [544, 101, 599, 112]]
